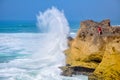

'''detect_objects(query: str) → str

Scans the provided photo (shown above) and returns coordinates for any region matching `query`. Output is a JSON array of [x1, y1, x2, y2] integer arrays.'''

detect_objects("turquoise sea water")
[[0, 21, 39, 33], [0, 21, 79, 33]]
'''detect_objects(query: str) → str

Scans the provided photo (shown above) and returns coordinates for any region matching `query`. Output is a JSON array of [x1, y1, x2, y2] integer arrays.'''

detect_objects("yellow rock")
[[93, 36, 120, 80], [64, 19, 120, 79]]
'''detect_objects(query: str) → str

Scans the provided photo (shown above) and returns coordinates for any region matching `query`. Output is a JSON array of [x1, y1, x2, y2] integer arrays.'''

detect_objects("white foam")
[[112, 25, 120, 27]]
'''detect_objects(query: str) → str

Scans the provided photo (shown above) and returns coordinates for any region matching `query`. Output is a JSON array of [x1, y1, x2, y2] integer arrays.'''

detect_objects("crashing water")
[[0, 7, 88, 80]]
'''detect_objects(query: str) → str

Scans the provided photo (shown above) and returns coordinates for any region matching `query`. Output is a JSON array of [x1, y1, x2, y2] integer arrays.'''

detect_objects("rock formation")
[[61, 19, 120, 80]]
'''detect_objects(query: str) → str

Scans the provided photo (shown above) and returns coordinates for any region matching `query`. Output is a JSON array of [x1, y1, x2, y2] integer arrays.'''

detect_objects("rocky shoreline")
[[60, 19, 120, 80]]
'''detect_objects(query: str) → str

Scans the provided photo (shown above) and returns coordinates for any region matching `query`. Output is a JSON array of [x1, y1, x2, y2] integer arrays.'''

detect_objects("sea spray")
[[35, 6, 70, 57], [30, 7, 70, 79]]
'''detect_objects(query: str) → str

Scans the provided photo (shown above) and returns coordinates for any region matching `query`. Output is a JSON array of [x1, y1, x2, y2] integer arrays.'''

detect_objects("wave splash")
[[30, 7, 70, 79], [35, 6, 70, 58], [0, 7, 70, 80]]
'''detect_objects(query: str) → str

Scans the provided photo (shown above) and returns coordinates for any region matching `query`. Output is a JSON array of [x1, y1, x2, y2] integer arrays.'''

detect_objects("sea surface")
[[0, 7, 87, 80]]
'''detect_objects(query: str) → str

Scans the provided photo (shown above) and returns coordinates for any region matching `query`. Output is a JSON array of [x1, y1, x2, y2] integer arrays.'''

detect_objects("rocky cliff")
[[61, 19, 120, 80]]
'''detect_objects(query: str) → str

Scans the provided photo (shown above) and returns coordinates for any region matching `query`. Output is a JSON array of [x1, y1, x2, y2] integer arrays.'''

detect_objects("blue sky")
[[0, 0, 120, 23]]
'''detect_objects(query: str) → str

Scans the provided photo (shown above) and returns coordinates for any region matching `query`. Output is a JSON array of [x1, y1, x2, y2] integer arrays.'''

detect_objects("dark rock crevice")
[[60, 66, 95, 77]]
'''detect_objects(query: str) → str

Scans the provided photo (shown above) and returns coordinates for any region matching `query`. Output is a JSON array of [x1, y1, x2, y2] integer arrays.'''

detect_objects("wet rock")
[[60, 66, 95, 76]]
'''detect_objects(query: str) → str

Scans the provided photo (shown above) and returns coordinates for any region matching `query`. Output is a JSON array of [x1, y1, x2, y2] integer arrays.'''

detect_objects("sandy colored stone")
[[63, 19, 120, 79]]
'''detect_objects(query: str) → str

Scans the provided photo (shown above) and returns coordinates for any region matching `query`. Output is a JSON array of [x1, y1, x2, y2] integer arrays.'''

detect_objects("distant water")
[[0, 7, 88, 80], [0, 21, 39, 33]]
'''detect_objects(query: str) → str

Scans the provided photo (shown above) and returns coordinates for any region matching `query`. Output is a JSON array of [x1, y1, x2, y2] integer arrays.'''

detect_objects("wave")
[[0, 7, 87, 80]]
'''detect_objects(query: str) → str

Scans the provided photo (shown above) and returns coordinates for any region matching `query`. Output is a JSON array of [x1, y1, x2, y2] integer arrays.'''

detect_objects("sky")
[[0, 0, 120, 23]]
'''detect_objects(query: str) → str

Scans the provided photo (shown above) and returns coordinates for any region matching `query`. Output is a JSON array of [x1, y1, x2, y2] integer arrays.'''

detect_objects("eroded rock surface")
[[61, 19, 120, 80]]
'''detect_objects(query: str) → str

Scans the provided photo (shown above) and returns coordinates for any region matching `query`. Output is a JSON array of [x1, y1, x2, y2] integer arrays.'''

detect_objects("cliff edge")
[[61, 19, 120, 80]]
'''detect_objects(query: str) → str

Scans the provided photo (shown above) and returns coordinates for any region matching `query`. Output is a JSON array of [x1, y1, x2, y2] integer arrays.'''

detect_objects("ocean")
[[0, 7, 88, 80]]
